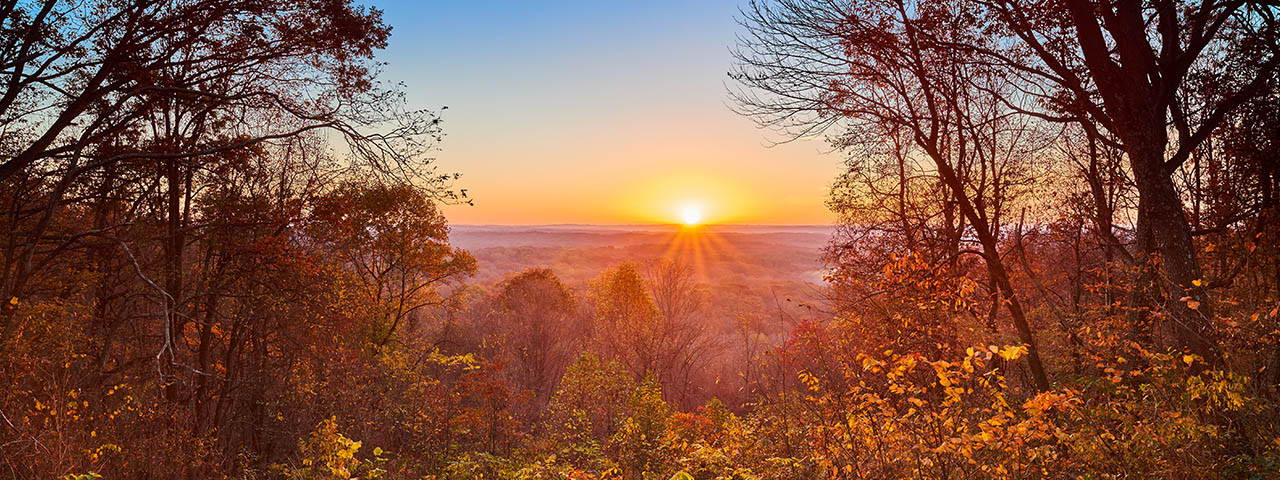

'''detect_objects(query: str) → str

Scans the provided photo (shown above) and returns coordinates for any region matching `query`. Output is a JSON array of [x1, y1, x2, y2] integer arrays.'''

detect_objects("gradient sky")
[[373, 0, 837, 225]]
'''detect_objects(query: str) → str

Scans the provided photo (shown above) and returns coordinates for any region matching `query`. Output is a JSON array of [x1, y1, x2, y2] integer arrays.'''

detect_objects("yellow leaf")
[[1191, 279, 1203, 287], [998, 345, 1027, 361], [1183, 355, 1195, 365]]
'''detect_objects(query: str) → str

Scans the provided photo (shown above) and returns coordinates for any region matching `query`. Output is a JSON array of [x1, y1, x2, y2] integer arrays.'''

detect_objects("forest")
[[1, 0, 1279, 479]]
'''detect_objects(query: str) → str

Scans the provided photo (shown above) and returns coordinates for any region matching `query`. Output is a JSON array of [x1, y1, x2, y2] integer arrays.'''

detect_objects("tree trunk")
[[163, 156, 185, 402], [1130, 144, 1222, 364], [931, 152, 1052, 392]]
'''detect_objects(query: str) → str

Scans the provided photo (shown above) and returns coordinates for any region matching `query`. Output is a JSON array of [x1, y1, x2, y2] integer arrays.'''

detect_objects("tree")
[[308, 181, 476, 347], [962, 0, 1280, 362], [590, 262, 714, 404], [489, 268, 580, 403], [643, 260, 717, 406], [591, 263, 664, 378], [0, 0, 410, 182], [733, 0, 1053, 390], [0, 0, 446, 350], [541, 352, 636, 466]]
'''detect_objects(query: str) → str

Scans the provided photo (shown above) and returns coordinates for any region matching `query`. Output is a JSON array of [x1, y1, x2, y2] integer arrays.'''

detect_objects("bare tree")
[[960, 0, 1280, 362], [589, 261, 716, 406], [733, 0, 1054, 390]]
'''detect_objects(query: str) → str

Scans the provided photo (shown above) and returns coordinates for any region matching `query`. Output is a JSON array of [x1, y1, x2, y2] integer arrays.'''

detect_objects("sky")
[[372, 0, 838, 225]]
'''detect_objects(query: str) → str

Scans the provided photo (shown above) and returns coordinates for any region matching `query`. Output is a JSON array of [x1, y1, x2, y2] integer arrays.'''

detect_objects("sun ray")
[[661, 224, 717, 284]]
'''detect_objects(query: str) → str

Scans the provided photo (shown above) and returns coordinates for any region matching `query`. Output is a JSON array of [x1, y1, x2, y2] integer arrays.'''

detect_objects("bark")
[[1130, 142, 1222, 363], [1059, 0, 1227, 364], [163, 156, 185, 402], [931, 148, 1052, 392]]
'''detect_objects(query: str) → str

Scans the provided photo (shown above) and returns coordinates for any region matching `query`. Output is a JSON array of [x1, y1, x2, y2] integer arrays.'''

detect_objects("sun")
[[679, 204, 704, 226]]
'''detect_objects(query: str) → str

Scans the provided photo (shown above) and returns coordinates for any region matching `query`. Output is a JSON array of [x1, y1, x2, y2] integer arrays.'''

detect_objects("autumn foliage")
[[2, 0, 1280, 479]]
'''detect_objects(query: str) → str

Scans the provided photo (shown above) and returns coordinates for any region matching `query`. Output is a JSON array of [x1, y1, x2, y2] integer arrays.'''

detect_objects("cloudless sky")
[[372, 0, 837, 225]]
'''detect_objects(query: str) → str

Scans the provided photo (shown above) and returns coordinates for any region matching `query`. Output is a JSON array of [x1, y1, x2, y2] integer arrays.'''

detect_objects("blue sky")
[[370, 0, 836, 224]]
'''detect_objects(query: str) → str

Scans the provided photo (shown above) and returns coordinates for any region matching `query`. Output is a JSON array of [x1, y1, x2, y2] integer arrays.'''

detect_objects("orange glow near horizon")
[[616, 174, 751, 226], [430, 120, 836, 226], [386, 2, 839, 226], [441, 168, 835, 225]]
